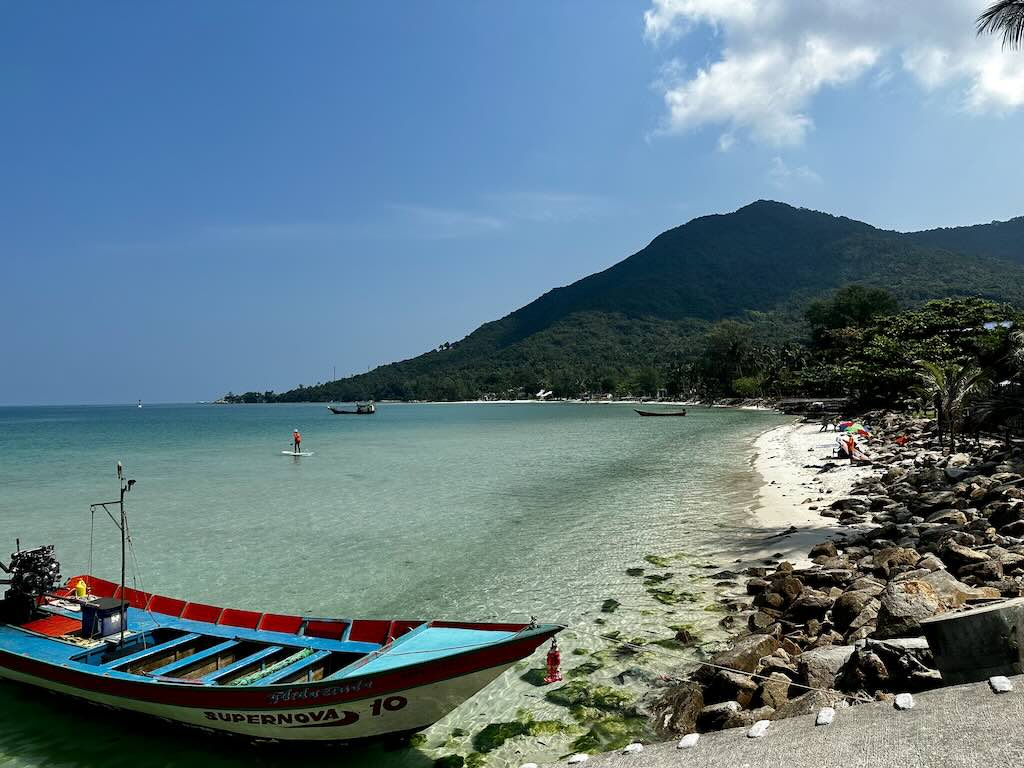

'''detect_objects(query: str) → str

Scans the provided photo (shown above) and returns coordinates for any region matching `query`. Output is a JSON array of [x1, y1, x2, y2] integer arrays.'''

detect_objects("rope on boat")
[[565, 625, 877, 705], [85, 502, 162, 639]]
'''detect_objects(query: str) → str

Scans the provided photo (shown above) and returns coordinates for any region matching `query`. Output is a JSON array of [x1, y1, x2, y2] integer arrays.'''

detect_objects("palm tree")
[[978, 1, 1024, 50], [917, 360, 990, 452]]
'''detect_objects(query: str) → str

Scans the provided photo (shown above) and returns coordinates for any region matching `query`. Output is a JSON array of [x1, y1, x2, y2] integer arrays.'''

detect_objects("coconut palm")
[[917, 360, 990, 451], [978, 0, 1024, 50]]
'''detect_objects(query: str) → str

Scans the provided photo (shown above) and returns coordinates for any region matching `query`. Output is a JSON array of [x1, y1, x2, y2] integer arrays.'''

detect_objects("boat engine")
[[1, 544, 61, 624]]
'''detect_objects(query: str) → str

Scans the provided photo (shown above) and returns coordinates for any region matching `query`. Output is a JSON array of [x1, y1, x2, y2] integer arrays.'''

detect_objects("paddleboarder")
[[292, 428, 302, 454]]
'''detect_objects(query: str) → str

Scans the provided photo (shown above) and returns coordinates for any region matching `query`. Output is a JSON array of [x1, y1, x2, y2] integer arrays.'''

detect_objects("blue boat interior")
[[0, 600, 531, 688]]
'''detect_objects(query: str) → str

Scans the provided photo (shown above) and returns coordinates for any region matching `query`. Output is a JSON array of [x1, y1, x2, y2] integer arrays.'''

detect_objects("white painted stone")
[[622, 742, 644, 754], [567, 755, 589, 765], [677, 733, 700, 749], [894, 693, 915, 710], [816, 707, 836, 725], [747, 719, 771, 738], [990, 675, 1013, 693]]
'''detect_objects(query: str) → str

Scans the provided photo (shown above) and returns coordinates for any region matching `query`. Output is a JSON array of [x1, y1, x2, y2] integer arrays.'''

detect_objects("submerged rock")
[[546, 681, 633, 713]]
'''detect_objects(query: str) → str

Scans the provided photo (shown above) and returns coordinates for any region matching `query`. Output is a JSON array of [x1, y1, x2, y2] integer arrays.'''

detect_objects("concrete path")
[[571, 675, 1024, 768]]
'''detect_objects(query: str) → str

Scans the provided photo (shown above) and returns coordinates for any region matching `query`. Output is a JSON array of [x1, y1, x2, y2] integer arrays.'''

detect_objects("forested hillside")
[[226, 201, 1024, 402]]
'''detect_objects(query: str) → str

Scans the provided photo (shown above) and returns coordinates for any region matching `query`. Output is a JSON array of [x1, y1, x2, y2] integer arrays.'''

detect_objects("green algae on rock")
[[601, 598, 622, 613], [568, 659, 605, 677], [545, 680, 634, 713], [473, 718, 571, 753], [569, 714, 650, 753], [626, 567, 645, 577], [643, 554, 672, 568], [643, 572, 673, 585]]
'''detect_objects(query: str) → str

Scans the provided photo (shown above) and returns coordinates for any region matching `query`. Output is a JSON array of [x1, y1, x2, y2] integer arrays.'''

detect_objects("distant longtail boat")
[[328, 403, 376, 415]]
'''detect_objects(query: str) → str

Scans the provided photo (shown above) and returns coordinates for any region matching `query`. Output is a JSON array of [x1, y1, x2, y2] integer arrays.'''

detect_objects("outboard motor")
[[0, 544, 61, 624]]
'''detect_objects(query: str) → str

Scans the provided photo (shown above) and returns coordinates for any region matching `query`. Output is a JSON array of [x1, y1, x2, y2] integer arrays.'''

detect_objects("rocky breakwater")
[[651, 411, 1024, 738]]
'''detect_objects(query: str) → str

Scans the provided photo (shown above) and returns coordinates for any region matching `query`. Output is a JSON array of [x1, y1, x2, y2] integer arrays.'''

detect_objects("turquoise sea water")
[[0, 403, 786, 767]]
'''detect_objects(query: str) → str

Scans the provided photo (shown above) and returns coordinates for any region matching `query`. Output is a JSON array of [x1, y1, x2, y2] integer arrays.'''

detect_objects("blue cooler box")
[[81, 597, 126, 638]]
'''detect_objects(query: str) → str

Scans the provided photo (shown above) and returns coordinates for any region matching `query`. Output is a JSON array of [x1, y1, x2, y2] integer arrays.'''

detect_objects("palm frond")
[[978, 0, 1024, 50]]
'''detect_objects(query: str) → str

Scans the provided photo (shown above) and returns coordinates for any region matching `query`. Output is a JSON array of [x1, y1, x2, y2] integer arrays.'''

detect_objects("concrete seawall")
[[576, 675, 1024, 767]]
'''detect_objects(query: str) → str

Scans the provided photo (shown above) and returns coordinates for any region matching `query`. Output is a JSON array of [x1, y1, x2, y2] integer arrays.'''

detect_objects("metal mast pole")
[[120, 477, 126, 646]]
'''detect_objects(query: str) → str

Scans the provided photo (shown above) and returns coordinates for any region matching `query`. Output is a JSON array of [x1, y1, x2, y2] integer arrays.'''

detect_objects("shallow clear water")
[[0, 403, 786, 766]]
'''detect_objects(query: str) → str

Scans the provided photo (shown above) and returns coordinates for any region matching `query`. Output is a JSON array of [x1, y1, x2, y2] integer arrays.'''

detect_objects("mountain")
[[246, 201, 1024, 402], [904, 216, 1024, 263]]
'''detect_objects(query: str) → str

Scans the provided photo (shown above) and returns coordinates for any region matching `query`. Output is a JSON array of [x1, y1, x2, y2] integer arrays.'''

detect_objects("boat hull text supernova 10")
[[0, 567, 561, 743]]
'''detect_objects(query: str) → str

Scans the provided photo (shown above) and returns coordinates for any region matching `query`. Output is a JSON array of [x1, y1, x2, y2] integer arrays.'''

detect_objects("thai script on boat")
[[267, 679, 372, 705], [203, 708, 358, 727]]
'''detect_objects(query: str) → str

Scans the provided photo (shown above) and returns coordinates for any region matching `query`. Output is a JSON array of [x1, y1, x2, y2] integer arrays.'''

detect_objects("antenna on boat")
[[89, 461, 136, 647]]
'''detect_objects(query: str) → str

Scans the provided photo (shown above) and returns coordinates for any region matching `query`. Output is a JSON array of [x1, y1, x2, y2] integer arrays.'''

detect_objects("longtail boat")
[[633, 408, 687, 417], [0, 467, 560, 744], [328, 403, 375, 415]]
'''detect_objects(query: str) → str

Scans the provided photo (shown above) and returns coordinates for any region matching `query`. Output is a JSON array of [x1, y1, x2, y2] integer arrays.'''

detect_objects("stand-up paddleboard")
[[281, 451, 314, 456]]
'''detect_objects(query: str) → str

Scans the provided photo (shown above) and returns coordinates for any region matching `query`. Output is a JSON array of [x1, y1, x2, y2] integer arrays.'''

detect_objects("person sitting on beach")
[[292, 428, 302, 453]]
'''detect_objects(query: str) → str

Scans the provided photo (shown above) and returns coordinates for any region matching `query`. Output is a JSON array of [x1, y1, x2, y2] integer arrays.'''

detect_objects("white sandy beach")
[[750, 419, 875, 563]]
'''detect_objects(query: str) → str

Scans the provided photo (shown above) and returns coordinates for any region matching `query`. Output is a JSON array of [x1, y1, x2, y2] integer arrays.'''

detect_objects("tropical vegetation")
[[978, 0, 1024, 50], [222, 201, 1024, 406]]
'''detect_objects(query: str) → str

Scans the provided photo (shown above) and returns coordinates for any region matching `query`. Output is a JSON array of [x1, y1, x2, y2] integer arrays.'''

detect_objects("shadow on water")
[[0, 682, 434, 768]]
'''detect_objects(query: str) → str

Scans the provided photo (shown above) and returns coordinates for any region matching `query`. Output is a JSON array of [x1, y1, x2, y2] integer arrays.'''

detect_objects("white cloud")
[[767, 156, 821, 187], [646, 0, 1024, 144], [390, 205, 505, 240], [486, 191, 608, 222]]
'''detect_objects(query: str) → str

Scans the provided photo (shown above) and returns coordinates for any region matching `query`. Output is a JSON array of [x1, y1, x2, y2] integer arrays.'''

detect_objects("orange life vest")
[[293, 431, 301, 442]]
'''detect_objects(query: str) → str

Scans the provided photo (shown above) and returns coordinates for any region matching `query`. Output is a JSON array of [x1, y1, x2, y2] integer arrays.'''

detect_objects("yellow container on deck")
[[75, 579, 88, 598]]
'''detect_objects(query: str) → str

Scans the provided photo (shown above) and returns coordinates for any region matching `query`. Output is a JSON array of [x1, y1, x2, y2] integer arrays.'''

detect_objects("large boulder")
[[875, 580, 942, 638], [697, 700, 741, 731], [651, 681, 703, 737], [987, 501, 1024, 531], [832, 590, 876, 630], [873, 547, 920, 578], [797, 645, 856, 689], [925, 509, 968, 526], [705, 669, 758, 707], [771, 690, 845, 720], [773, 575, 804, 604], [698, 633, 780, 680], [915, 491, 957, 512], [809, 541, 838, 559], [941, 540, 989, 568], [920, 568, 1000, 606], [786, 592, 834, 621], [759, 672, 791, 709]]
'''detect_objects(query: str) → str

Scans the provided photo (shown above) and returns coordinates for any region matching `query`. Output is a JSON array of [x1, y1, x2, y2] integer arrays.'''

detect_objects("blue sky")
[[3, 1, 1024, 404]]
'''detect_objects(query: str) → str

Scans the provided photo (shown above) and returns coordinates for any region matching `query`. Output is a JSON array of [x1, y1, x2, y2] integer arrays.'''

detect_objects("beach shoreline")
[[748, 419, 873, 563]]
